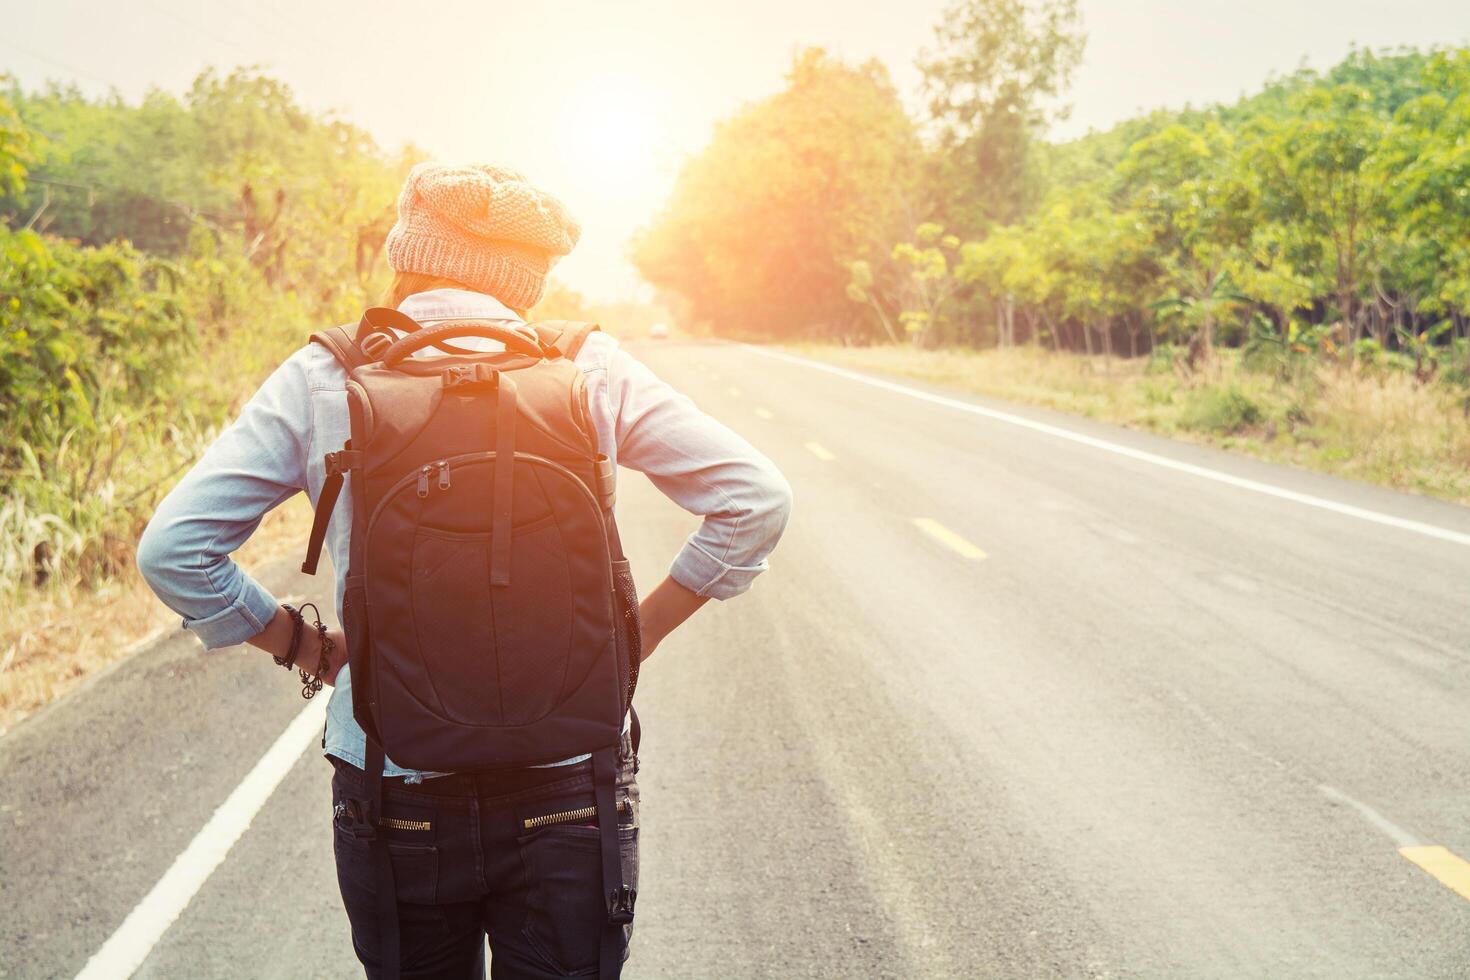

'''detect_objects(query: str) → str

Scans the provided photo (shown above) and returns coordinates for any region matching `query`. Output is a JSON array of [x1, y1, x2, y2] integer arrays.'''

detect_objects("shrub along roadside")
[[0, 74, 406, 731], [0, 224, 344, 591], [784, 342, 1470, 505], [0, 225, 371, 732]]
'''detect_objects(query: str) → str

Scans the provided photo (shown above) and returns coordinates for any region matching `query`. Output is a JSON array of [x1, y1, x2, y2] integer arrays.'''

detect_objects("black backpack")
[[301, 307, 641, 980]]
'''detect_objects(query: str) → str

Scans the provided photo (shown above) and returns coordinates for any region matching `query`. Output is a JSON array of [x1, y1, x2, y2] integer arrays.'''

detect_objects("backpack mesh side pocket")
[[611, 559, 642, 708]]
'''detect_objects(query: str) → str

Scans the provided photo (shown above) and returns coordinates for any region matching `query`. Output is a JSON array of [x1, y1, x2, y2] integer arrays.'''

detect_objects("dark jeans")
[[330, 738, 639, 979]]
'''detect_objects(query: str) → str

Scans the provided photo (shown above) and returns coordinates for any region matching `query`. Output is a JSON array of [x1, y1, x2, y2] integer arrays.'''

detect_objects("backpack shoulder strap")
[[310, 323, 374, 372], [527, 320, 601, 361]]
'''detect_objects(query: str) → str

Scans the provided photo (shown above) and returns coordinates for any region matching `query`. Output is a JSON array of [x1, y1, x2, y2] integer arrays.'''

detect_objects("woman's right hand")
[[636, 574, 711, 663]]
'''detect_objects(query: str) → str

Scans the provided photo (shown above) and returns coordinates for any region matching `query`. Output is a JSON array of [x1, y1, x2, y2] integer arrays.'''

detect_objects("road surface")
[[4, 340, 1469, 979]]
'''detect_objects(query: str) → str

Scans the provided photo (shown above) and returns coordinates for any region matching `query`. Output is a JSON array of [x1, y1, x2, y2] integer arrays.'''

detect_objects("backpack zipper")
[[437, 460, 451, 489], [523, 797, 630, 830], [373, 451, 607, 541]]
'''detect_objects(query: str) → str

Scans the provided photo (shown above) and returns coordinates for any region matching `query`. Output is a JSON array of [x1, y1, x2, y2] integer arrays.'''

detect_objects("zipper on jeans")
[[333, 803, 432, 833], [382, 816, 432, 832], [523, 798, 630, 830]]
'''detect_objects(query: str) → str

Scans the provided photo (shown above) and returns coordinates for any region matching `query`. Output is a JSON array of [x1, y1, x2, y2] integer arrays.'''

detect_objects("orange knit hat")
[[384, 163, 581, 310]]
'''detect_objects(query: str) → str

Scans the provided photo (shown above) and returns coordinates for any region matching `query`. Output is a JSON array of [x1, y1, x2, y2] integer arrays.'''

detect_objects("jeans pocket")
[[517, 820, 639, 974], [333, 802, 441, 906]]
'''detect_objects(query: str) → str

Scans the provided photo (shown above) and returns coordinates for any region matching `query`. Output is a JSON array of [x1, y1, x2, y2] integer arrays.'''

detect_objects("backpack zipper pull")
[[417, 465, 431, 498], [437, 460, 451, 490]]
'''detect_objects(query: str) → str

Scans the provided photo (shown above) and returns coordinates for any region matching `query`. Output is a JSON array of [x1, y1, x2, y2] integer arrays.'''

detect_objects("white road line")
[[76, 698, 329, 980], [1317, 784, 1421, 848], [1319, 786, 1470, 904], [744, 346, 1470, 548]]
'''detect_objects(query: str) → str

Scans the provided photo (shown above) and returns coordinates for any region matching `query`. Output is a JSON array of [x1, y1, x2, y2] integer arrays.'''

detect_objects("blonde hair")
[[379, 271, 528, 319]]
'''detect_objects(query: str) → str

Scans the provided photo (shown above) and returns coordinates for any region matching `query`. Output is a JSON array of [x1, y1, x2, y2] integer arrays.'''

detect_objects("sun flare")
[[557, 79, 662, 177]]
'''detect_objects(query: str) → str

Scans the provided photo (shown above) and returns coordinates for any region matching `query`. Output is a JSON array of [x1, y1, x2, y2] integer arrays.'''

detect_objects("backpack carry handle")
[[379, 321, 547, 366]]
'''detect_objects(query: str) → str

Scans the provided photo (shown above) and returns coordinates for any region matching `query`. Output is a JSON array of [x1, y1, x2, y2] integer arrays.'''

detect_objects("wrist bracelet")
[[275, 604, 304, 669], [298, 603, 331, 700]]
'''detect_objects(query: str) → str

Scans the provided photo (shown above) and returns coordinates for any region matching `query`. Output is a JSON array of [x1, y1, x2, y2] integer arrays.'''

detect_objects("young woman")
[[137, 162, 792, 979]]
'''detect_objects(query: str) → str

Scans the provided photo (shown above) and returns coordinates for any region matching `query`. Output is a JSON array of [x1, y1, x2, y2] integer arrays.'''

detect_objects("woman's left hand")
[[311, 628, 349, 686]]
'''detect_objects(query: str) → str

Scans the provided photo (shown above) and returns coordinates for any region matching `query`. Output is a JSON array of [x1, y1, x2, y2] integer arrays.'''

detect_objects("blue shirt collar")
[[397, 288, 523, 324]]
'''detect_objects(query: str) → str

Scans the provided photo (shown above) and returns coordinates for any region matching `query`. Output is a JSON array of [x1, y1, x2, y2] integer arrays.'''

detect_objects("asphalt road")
[[4, 339, 1469, 979]]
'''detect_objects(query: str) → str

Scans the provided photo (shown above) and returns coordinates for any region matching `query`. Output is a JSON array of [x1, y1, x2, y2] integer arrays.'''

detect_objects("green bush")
[[1179, 384, 1263, 434], [0, 229, 191, 453], [1145, 344, 1184, 375], [0, 222, 333, 593], [1139, 378, 1177, 405]]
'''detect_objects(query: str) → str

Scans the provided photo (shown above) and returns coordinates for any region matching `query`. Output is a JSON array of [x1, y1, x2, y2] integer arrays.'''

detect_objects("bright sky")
[[5, 0, 1470, 301]]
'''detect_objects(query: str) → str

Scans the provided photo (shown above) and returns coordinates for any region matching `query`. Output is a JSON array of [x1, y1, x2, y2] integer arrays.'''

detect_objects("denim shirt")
[[137, 289, 793, 778]]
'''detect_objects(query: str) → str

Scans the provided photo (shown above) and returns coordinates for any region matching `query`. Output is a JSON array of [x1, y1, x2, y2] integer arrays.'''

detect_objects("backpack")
[[301, 307, 640, 980]]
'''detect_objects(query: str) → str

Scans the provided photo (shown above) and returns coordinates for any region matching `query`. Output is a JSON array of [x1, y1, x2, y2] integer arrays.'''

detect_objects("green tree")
[[890, 223, 964, 346], [1243, 84, 1391, 359], [635, 49, 918, 339], [3, 70, 410, 303], [845, 259, 902, 343], [918, 0, 1085, 230], [1379, 50, 1470, 373], [975, 203, 1074, 350], [0, 86, 37, 197], [955, 224, 1023, 346], [1117, 123, 1255, 362]]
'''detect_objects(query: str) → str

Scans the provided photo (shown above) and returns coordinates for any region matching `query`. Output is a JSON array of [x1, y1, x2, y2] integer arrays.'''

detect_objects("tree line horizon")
[[3, 2, 1469, 599], [633, 0, 1470, 387]]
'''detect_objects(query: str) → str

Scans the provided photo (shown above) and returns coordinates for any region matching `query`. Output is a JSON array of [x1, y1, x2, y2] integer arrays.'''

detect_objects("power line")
[[247, 0, 357, 64], [137, 0, 275, 71], [0, 37, 122, 90], [134, 0, 350, 72], [211, 0, 344, 66]]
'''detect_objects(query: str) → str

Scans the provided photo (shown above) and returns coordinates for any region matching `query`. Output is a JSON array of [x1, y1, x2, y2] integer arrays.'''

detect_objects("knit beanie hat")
[[384, 163, 581, 310]]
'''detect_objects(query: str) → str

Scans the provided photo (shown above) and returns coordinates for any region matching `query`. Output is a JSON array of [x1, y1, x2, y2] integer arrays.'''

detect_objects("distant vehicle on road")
[[649, 322, 670, 340]]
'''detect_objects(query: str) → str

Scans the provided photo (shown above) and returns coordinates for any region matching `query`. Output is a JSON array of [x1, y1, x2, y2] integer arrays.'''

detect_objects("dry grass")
[[785, 343, 1470, 506], [0, 498, 312, 735]]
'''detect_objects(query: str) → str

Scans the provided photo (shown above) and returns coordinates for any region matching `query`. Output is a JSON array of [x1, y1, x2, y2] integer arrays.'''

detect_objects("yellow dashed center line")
[[727, 386, 742, 397], [804, 441, 835, 461], [912, 518, 987, 561], [754, 407, 774, 420], [1400, 846, 1470, 903]]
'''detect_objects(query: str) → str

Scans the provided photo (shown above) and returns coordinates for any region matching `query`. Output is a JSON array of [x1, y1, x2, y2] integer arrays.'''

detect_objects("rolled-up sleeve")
[[135, 353, 311, 649], [606, 346, 792, 599]]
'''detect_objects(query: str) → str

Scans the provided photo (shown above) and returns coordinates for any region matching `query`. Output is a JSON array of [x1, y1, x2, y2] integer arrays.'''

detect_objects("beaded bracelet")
[[297, 602, 332, 700]]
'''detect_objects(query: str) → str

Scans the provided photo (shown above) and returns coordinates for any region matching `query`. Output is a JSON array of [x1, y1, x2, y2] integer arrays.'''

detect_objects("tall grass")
[[785, 342, 1470, 505]]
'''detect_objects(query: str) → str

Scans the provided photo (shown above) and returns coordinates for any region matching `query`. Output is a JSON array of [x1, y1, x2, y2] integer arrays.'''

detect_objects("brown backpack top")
[[302, 307, 639, 979]]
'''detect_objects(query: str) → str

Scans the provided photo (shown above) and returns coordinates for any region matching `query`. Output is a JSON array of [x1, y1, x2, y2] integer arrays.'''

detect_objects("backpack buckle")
[[359, 330, 394, 360], [324, 449, 362, 476], [443, 363, 498, 389], [607, 884, 636, 925], [336, 799, 378, 840]]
